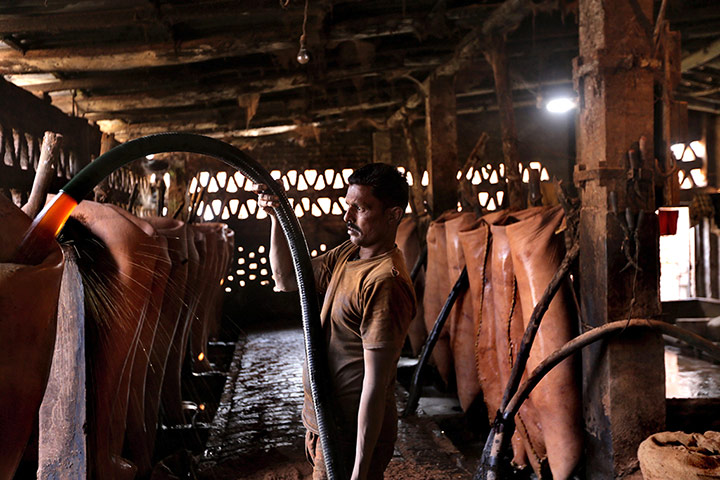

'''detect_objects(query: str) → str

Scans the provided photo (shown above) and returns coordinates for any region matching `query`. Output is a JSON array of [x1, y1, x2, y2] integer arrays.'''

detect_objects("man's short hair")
[[348, 163, 409, 211]]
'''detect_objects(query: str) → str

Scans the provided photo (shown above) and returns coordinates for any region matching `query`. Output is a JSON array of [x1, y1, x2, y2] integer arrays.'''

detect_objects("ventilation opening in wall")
[[659, 207, 693, 301], [673, 141, 707, 190]]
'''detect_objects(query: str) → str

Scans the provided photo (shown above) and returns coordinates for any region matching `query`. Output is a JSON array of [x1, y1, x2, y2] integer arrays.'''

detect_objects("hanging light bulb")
[[296, 0, 310, 64], [296, 46, 310, 64]]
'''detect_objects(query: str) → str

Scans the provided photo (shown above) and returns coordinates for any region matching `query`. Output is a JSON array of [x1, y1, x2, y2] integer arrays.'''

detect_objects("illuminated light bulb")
[[546, 97, 577, 113], [199, 403, 206, 411], [198, 352, 205, 361], [297, 46, 310, 64]]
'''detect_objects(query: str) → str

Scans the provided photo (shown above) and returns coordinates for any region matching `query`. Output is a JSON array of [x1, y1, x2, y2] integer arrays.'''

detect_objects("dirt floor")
[[195, 325, 475, 480]]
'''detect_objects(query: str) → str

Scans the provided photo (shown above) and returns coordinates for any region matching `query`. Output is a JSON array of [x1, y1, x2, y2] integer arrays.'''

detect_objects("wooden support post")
[[93, 133, 118, 203], [372, 131, 391, 164], [38, 249, 87, 479], [425, 75, 458, 217], [484, 36, 524, 211], [400, 119, 427, 217], [22, 131, 63, 218], [574, 0, 664, 477], [709, 115, 720, 190]]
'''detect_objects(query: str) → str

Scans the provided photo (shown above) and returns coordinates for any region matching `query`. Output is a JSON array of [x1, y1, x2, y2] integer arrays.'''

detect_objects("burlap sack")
[[638, 431, 720, 480]]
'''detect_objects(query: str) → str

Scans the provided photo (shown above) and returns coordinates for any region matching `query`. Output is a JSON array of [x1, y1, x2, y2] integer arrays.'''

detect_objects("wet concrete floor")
[[665, 345, 720, 398], [195, 324, 720, 479], [198, 324, 472, 480]]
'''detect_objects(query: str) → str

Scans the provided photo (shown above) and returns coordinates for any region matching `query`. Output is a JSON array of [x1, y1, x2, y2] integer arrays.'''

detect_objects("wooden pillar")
[[485, 36, 524, 210], [574, 0, 665, 478], [372, 131, 392, 164], [710, 115, 720, 189], [425, 75, 458, 217]]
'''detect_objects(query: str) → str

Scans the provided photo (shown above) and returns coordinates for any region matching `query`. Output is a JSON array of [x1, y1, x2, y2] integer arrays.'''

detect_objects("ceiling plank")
[[0, 33, 297, 74], [0, 2, 312, 35], [66, 64, 436, 113], [0, 10, 453, 74], [682, 37, 720, 72]]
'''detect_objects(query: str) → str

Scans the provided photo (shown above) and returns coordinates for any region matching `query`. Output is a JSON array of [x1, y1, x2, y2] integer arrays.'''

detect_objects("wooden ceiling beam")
[[0, 2, 315, 35], [0, 33, 298, 74], [682, 37, 720, 72], [92, 93, 406, 136], [0, 25, 403, 74], [0, 3, 469, 75], [0, 1, 491, 37], [21, 54, 442, 99], [42, 59, 443, 116]]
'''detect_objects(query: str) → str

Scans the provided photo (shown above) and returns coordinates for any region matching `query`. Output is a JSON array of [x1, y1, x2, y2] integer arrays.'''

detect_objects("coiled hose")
[[14, 132, 346, 480]]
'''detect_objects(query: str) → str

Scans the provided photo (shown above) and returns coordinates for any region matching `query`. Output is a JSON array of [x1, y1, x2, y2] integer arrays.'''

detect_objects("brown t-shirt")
[[302, 240, 416, 444]]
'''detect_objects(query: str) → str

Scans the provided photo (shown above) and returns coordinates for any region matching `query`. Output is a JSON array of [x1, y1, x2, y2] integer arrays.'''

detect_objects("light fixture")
[[296, 0, 310, 65], [545, 96, 577, 114], [296, 46, 310, 64]]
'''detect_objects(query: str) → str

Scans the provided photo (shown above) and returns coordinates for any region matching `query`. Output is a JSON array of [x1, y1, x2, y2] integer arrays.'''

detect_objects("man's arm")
[[253, 184, 298, 292], [352, 347, 397, 480]]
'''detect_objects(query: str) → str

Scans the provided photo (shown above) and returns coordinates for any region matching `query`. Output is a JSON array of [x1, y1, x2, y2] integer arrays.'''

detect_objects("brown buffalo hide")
[[423, 211, 461, 386], [199, 223, 233, 340], [189, 227, 213, 372], [107, 206, 171, 477], [506, 206, 581, 479], [396, 215, 427, 356], [458, 218, 499, 423], [488, 212, 546, 472], [444, 212, 480, 411], [190, 223, 232, 371], [0, 194, 63, 479], [161, 223, 201, 425], [69, 200, 157, 480], [144, 218, 190, 468]]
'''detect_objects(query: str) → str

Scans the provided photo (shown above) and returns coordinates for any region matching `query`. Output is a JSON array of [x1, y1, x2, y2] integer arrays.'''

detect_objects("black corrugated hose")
[[475, 318, 720, 480], [59, 132, 347, 479], [402, 266, 469, 417]]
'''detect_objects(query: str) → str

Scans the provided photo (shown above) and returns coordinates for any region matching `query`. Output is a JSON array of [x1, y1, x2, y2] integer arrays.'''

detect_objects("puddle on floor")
[[665, 345, 720, 398]]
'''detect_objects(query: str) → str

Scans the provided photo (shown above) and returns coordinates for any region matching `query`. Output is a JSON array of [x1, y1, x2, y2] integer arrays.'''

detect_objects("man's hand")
[[250, 181, 299, 291], [250, 183, 281, 216]]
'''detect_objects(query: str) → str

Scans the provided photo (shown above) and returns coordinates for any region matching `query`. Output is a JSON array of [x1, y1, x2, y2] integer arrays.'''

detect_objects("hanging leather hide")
[[161, 222, 201, 425], [396, 215, 427, 356], [506, 205, 582, 479], [423, 211, 461, 386], [68, 200, 157, 480], [444, 212, 480, 411], [0, 194, 63, 479]]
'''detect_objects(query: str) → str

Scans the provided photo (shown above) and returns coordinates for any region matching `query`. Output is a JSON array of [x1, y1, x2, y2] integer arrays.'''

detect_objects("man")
[[254, 163, 416, 480]]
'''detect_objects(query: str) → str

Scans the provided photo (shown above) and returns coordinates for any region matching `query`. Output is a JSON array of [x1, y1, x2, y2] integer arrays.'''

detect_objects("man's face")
[[342, 184, 395, 249]]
